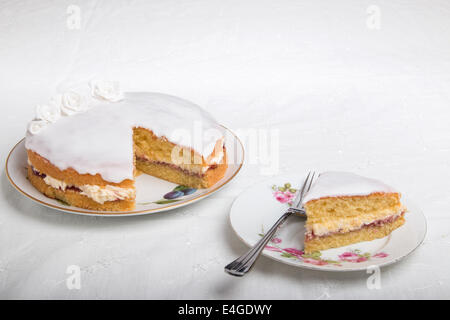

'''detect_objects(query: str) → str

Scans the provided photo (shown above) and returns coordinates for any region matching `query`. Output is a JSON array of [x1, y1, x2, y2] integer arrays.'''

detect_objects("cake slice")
[[302, 172, 406, 253]]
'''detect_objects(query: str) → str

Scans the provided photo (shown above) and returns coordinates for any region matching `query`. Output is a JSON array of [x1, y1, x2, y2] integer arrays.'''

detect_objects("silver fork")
[[224, 171, 316, 277]]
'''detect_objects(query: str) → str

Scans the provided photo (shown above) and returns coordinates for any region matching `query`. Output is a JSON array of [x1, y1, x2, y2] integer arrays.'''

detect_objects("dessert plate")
[[230, 176, 426, 272], [6, 126, 244, 217]]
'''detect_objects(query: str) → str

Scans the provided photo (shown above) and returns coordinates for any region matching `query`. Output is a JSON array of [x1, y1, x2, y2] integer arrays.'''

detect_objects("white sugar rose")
[[35, 103, 61, 123], [27, 120, 48, 135], [60, 91, 89, 116], [90, 80, 124, 102]]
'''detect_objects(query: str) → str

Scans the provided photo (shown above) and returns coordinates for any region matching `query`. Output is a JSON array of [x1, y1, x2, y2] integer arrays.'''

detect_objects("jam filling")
[[66, 185, 82, 192], [31, 166, 46, 179], [31, 166, 81, 192], [136, 156, 210, 177], [305, 212, 405, 241]]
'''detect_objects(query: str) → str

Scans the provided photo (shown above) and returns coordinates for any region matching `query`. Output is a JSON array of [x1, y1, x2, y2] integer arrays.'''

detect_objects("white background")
[[1, 0, 450, 299]]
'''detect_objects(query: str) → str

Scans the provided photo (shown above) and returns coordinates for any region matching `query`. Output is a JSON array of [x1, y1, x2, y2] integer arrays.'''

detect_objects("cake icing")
[[26, 90, 224, 184], [302, 171, 397, 204]]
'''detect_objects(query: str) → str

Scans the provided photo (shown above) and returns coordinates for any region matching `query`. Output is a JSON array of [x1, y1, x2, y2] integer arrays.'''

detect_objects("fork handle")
[[225, 209, 294, 276]]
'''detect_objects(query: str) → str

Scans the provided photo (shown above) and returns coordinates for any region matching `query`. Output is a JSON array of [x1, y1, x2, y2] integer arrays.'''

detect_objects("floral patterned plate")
[[229, 176, 427, 271], [6, 126, 244, 216]]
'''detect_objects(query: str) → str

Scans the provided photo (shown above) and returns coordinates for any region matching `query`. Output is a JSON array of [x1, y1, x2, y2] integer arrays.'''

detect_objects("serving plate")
[[230, 176, 426, 271], [6, 126, 244, 216]]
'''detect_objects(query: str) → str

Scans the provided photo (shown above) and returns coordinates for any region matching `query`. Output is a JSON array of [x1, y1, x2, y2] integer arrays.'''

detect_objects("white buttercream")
[[208, 149, 224, 165], [302, 171, 398, 204], [79, 185, 135, 204], [43, 175, 67, 191], [25, 92, 224, 183], [37, 169, 134, 204], [201, 148, 225, 173], [308, 209, 404, 236]]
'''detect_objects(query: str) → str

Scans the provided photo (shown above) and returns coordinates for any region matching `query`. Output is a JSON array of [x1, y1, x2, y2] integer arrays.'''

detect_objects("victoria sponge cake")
[[302, 172, 406, 253], [25, 81, 227, 212]]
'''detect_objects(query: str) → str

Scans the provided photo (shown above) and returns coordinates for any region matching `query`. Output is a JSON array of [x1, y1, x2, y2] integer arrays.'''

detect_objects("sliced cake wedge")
[[302, 172, 406, 253]]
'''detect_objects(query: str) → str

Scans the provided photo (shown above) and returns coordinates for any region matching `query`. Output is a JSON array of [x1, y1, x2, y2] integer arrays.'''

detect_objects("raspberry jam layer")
[[305, 212, 405, 241], [135, 156, 218, 177], [31, 166, 82, 192], [31, 166, 46, 179]]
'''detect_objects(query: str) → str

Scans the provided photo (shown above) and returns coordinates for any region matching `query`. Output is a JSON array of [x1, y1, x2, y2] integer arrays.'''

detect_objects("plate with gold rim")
[[229, 176, 427, 271], [6, 126, 244, 217]]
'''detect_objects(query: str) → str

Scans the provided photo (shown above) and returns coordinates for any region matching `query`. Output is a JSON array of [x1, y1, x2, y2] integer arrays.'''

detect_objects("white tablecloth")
[[1, 0, 449, 299]]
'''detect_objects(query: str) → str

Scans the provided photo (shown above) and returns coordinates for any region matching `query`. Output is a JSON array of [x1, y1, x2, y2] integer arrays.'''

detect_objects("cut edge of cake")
[[26, 126, 228, 212]]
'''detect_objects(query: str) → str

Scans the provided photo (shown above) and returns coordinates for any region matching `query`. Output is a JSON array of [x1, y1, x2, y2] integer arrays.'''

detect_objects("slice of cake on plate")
[[25, 81, 227, 212], [302, 172, 406, 253]]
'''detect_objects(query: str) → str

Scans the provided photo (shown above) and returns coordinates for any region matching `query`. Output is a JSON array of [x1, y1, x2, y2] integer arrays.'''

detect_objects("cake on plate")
[[302, 172, 406, 253], [25, 81, 227, 212]]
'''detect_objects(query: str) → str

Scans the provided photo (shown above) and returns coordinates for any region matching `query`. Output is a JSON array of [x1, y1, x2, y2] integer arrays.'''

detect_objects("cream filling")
[[78, 185, 135, 204], [30, 145, 225, 203], [176, 146, 224, 174], [306, 208, 405, 237], [174, 139, 225, 174], [38, 170, 134, 204], [202, 148, 224, 173], [44, 175, 68, 191]]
